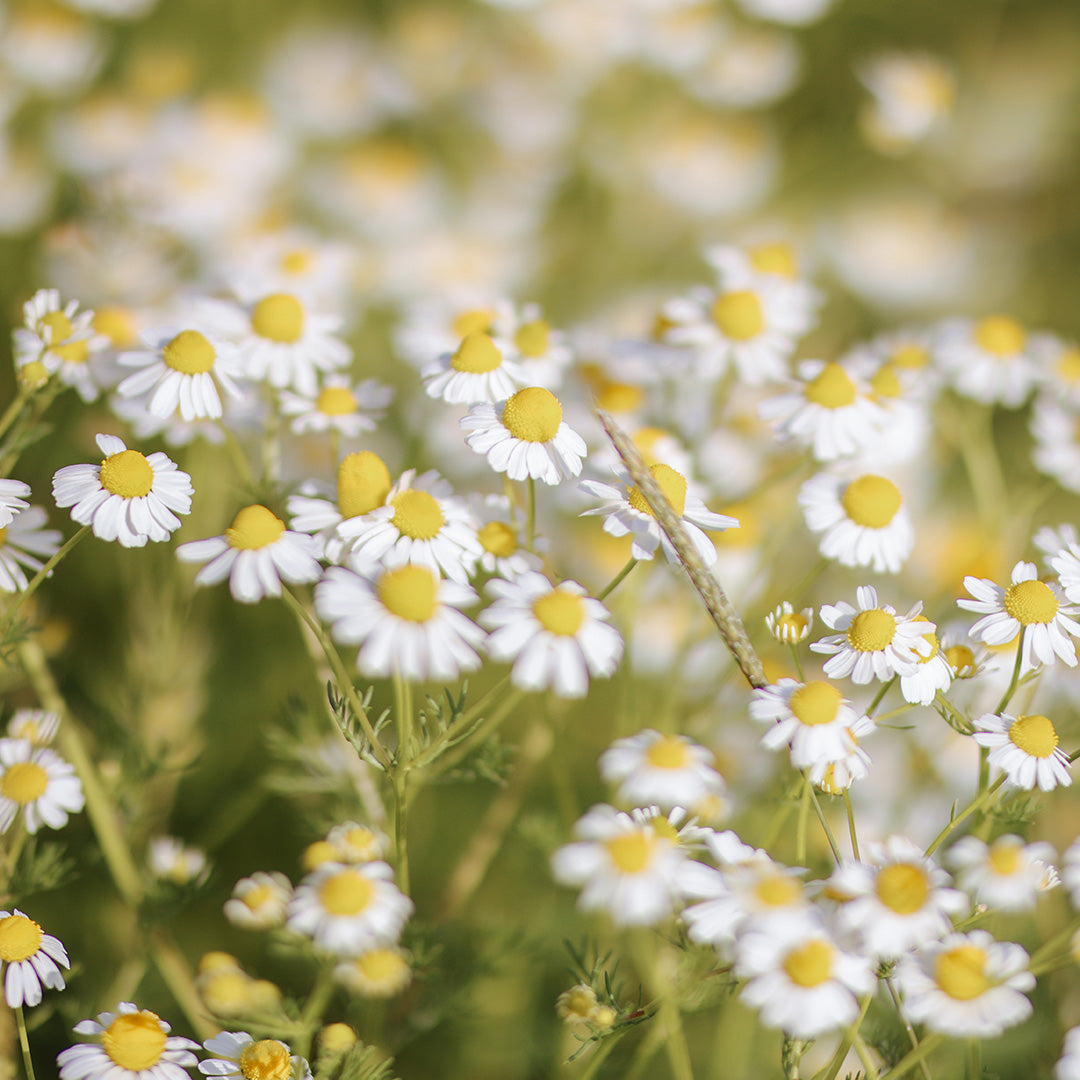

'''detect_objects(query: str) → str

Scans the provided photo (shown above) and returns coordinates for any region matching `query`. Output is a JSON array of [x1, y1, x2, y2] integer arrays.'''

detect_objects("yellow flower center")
[[355, 948, 410, 985], [846, 609, 896, 652], [789, 681, 843, 727], [341, 825, 381, 860], [319, 869, 375, 915], [317, 386, 358, 415], [816, 764, 843, 795], [102, 1012, 168, 1072], [239, 1039, 293, 1080], [302, 840, 340, 872], [644, 735, 691, 770], [749, 242, 797, 278], [604, 830, 656, 874], [391, 490, 444, 540], [93, 306, 138, 348], [776, 612, 808, 638], [934, 944, 990, 1001], [627, 463, 688, 518], [451, 332, 502, 374], [100, 449, 154, 498], [988, 839, 1022, 876], [890, 344, 930, 369], [914, 623, 939, 664], [804, 363, 857, 408], [452, 308, 496, 337], [597, 380, 643, 414], [226, 505, 286, 550], [163, 329, 216, 375], [280, 249, 313, 276], [651, 817, 680, 842], [532, 589, 585, 636], [337, 452, 391, 519], [754, 873, 802, 907], [0, 527, 7, 549], [1003, 579, 1058, 625], [875, 863, 929, 914], [0, 914, 43, 962], [38, 310, 73, 344], [0, 762, 48, 805], [974, 315, 1025, 358], [478, 520, 517, 558], [711, 290, 765, 341], [242, 883, 275, 911], [1008, 714, 1059, 758], [841, 475, 902, 528], [1056, 347, 1080, 384], [945, 644, 976, 676], [377, 565, 439, 623], [53, 338, 89, 365], [514, 319, 550, 358], [251, 293, 304, 344], [782, 940, 834, 988], [870, 365, 902, 399], [201, 971, 250, 1012], [502, 387, 563, 442]]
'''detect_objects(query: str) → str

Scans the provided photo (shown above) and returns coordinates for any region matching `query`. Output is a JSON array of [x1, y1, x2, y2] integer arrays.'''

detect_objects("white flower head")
[[808, 714, 875, 793], [0, 908, 69, 1008], [935, 315, 1039, 408], [0, 739, 84, 834], [469, 493, 542, 580], [280, 375, 393, 439], [1056, 1025, 1080, 1080], [0, 480, 31, 529], [599, 730, 726, 811], [326, 822, 389, 864], [423, 331, 527, 404], [948, 835, 1058, 912], [898, 616, 954, 705], [6, 709, 60, 747], [0, 506, 62, 592], [223, 872, 292, 930], [766, 601, 814, 644], [199, 1031, 310, 1079], [333, 947, 412, 999], [149, 836, 208, 886], [750, 678, 864, 769], [13, 289, 95, 378], [973, 712, 1071, 792]]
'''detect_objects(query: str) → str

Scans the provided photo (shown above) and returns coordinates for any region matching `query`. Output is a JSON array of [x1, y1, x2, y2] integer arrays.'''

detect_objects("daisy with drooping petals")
[[199, 1031, 310, 1079], [935, 315, 1039, 407], [750, 678, 864, 769], [461, 387, 587, 484], [334, 947, 412, 998], [315, 563, 484, 682], [0, 480, 31, 528], [223, 872, 292, 930], [0, 507, 62, 592], [423, 331, 526, 404], [808, 714, 875, 793], [580, 464, 738, 566], [287, 860, 413, 955], [973, 712, 1071, 791], [948, 835, 1058, 912], [13, 288, 95, 376], [896, 930, 1034, 1037], [52, 434, 193, 547], [0, 909, 69, 1007], [1050, 542, 1080, 606], [176, 504, 322, 603], [898, 616, 953, 705], [0, 738, 84, 834], [57, 1002, 200, 1080], [480, 572, 623, 698], [798, 470, 913, 574], [766, 601, 814, 643], [280, 375, 393, 438], [599, 730, 726, 811], [469, 493, 542, 579], [959, 560, 1080, 672], [7, 709, 60, 747]]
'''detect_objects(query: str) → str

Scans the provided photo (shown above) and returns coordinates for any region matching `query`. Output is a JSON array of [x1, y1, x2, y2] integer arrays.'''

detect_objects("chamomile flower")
[[750, 679, 864, 769], [176, 504, 322, 603], [461, 387, 587, 485], [0, 909, 68, 1007], [599, 730, 726, 811], [973, 712, 1071, 792], [551, 804, 688, 926], [223, 873, 292, 930], [287, 861, 413, 955], [149, 837, 208, 886], [7, 709, 59, 747], [279, 375, 393, 438], [1057, 1026, 1080, 1080], [758, 360, 886, 461], [314, 564, 484, 682], [896, 931, 1034, 1037], [0, 506, 62, 592], [326, 822, 388, 864], [480, 573, 623, 698], [808, 714, 875, 793], [935, 315, 1039, 407], [423, 331, 527, 404], [13, 288, 94, 374], [798, 471, 913, 574], [1031, 397, 1080, 494], [469, 493, 542, 579], [580, 464, 738, 566], [959, 561, 1080, 672], [0, 739, 84, 834], [948, 835, 1058, 912], [811, 585, 932, 684], [199, 1031, 310, 1079], [766, 601, 814, 643], [57, 1003, 200, 1080], [335, 469, 481, 584], [52, 434, 193, 547], [898, 616, 954, 705], [0, 480, 31, 528], [857, 52, 955, 152], [334, 947, 412, 998]]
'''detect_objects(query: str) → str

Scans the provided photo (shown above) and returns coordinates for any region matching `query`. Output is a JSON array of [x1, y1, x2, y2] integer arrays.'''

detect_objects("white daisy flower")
[[1031, 397, 1080, 494], [326, 821, 389, 864], [1056, 1026, 1080, 1080], [896, 930, 1034, 1038], [0, 909, 68, 1007], [765, 601, 814, 643], [758, 359, 886, 461], [52, 433, 193, 548], [223, 872, 292, 930], [149, 837, 208, 886], [469, 493, 542, 580], [551, 804, 688, 926], [0, 738, 84, 834], [1050, 542, 1080, 607], [857, 52, 955, 152], [57, 1002, 200, 1080], [958, 560, 1080, 672], [1033, 333, 1080, 407], [808, 714, 875, 793], [176, 504, 322, 604], [829, 835, 968, 957], [0, 506, 62, 592], [0, 480, 31, 528], [480, 573, 623, 699], [422, 331, 527, 404], [935, 315, 1039, 407], [334, 947, 412, 998], [973, 712, 1071, 792], [315, 563, 484, 683], [13, 288, 95, 377], [898, 616, 954, 705], [948, 835, 1058, 912], [461, 387, 587, 485], [287, 861, 413, 955], [7, 709, 60, 746], [580, 464, 738, 566], [199, 1031, 310, 1079], [116, 326, 244, 422], [811, 585, 932, 684], [335, 469, 481, 584], [599, 729, 726, 811], [798, 470, 913, 574], [736, 925, 875, 1039], [280, 375, 393, 438], [749, 678, 864, 769]]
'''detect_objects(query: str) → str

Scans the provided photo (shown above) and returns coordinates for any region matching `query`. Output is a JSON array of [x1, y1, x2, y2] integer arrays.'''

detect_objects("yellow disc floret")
[[1008, 714, 1059, 758], [934, 944, 989, 1001], [100, 449, 154, 498], [319, 868, 375, 916], [1003, 579, 1058, 625], [945, 644, 976, 677], [317, 386, 358, 415], [163, 329, 216, 374], [452, 308, 495, 338], [804, 363, 857, 408], [754, 874, 802, 907], [226, 505, 285, 550], [1056, 348, 1080, 384], [749, 242, 797, 278], [846, 609, 896, 651], [875, 863, 929, 914], [353, 947, 411, 991], [789, 681, 843, 727], [514, 319, 550, 358], [890, 344, 930, 369], [102, 1011, 167, 1071], [645, 735, 691, 770], [377, 565, 439, 623], [841, 475, 902, 528], [0, 914, 43, 962], [870, 365, 902, 399], [93, 306, 138, 348], [38, 310, 73, 345], [604, 830, 656, 874], [337, 452, 391, 519], [0, 762, 48, 805], [988, 838, 1022, 876], [502, 387, 563, 442], [532, 589, 585, 636], [238, 1039, 293, 1080], [478, 521, 517, 558], [783, 940, 834, 988], [451, 332, 503, 374], [711, 290, 765, 341], [627, 463, 688, 518], [251, 294, 304, 344], [974, 315, 1025, 358], [391, 490, 444, 540]]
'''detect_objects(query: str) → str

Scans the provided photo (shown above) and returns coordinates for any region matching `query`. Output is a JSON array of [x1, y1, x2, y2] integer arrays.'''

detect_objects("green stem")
[[418, 688, 525, 783], [15, 1005, 36, 1080], [789, 642, 804, 682], [867, 677, 896, 718], [843, 790, 860, 862], [797, 776, 810, 866], [293, 964, 337, 1061], [967, 1038, 980, 1080], [806, 780, 842, 864], [597, 557, 638, 602], [886, 976, 932, 1080], [411, 674, 514, 771], [525, 477, 537, 553], [994, 628, 1025, 717], [878, 1034, 946, 1080], [393, 770, 410, 896], [393, 672, 414, 763], [0, 387, 30, 444], [1028, 913, 1080, 970], [852, 1034, 879, 1079], [576, 1034, 621, 1080], [5, 525, 89, 624], [816, 992, 873, 1080], [924, 775, 1006, 857]]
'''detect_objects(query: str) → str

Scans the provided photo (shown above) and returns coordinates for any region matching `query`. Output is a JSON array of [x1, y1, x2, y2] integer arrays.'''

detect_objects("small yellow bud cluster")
[[555, 984, 618, 1031]]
